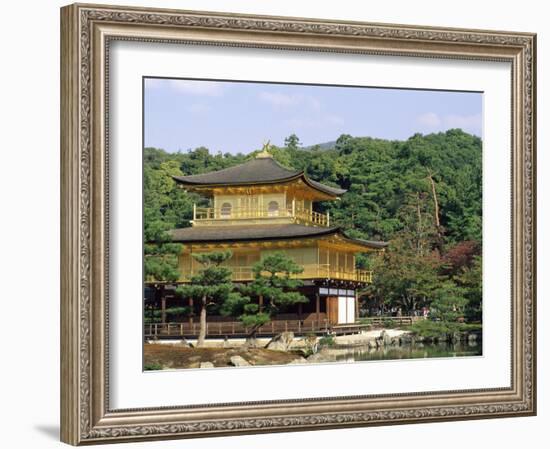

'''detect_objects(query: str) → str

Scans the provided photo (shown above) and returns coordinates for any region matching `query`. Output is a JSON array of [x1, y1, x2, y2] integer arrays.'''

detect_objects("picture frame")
[[60, 2, 536, 445]]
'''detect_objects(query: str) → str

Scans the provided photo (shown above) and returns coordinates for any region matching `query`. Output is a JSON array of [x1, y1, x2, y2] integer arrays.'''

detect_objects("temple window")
[[220, 202, 232, 218], [267, 201, 279, 217]]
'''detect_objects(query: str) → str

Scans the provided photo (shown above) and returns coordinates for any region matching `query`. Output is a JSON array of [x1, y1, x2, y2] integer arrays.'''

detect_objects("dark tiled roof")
[[173, 157, 346, 197], [307, 178, 346, 196], [174, 158, 298, 184], [169, 224, 387, 250]]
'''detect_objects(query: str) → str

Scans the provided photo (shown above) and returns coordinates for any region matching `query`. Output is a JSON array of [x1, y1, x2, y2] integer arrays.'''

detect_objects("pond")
[[329, 340, 482, 363]]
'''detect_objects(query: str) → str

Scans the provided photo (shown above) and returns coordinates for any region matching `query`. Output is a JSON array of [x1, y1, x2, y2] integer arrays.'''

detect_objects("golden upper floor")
[[173, 150, 344, 228], [176, 240, 373, 284], [193, 196, 330, 227]]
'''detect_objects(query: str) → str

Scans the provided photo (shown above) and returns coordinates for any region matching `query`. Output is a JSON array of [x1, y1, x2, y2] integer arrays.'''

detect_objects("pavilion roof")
[[173, 156, 346, 197], [168, 224, 387, 250]]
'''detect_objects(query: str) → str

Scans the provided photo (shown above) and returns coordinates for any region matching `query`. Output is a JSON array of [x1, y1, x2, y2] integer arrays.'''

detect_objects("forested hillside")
[[144, 129, 482, 324]]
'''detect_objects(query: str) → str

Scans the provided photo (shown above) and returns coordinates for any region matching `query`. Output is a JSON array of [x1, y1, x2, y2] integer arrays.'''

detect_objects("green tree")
[[430, 281, 468, 323], [144, 161, 186, 319], [176, 251, 241, 347], [144, 128, 483, 329], [284, 133, 301, 151], [454, 255, 482, 322], [223, 253, 308, 336], [366, 193, 442, 313]]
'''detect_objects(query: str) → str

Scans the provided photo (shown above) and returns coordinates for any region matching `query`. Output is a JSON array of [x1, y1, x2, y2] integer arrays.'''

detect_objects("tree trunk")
[[154, 285, 165, 323], [427, 170, 440, 228], [427, 169, 444, 253], [160, 296, 167, 325], [196, 295, 207, 347]]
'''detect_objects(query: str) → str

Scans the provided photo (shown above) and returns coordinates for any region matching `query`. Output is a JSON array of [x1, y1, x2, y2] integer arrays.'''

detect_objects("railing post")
[[327, 210, 330, 226], [193, 203, 196, 221]]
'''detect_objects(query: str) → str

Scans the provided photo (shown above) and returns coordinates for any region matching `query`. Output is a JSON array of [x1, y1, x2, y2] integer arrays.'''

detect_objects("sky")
[[144, 77, 482, 154]]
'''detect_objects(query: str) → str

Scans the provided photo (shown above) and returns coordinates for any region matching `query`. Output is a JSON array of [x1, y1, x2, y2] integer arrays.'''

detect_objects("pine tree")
[[222, 253, 308, 337], [176, 251, 241, 347]]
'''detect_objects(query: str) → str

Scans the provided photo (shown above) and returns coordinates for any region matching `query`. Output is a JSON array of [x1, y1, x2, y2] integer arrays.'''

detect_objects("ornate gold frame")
[[60, 3, 536, 445]]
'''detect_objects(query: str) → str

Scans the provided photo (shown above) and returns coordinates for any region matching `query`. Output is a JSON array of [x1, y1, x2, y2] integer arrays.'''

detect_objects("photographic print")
[[143, 78, 483, 371], [60, 5, 536, 443]]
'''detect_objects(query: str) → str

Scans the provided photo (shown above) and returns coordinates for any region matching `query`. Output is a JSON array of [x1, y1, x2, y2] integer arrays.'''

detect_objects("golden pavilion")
[[159, 147, 386, 335]]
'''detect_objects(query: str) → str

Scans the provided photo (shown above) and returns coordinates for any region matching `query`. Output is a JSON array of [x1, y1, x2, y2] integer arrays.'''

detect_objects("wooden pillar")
[[161, 296, 167, 324], [188, 297, 194, 325], [355, 290, 359, 322], [327, 248, 331, 278], [259, 294, 264, 312], [316, 292, 320, 326]]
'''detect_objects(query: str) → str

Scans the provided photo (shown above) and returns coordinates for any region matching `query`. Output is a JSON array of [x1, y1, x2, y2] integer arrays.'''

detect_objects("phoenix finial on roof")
[[256, 140, 273, 158]]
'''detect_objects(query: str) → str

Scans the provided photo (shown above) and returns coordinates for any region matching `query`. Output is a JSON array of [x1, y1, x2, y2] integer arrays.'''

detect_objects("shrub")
[[382, 318, 395, 328], [318, 336, 335, 347], [144, 362, 163, 371], [408, 319, 481, 339]]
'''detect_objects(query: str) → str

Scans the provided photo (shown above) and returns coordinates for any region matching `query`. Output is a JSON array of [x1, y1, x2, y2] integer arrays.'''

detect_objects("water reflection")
[[330, 341, 482, 363]]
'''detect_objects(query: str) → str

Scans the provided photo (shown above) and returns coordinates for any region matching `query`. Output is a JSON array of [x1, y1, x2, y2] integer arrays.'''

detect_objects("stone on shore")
[[199, 361, 214, 368], [265, 332, 294, 352], [230, 355, 251, 367], [288, 357, 308, 364], [381, 330, 394, 346]]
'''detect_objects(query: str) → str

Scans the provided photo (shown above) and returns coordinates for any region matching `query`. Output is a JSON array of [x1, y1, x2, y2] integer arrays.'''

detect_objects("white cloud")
[[443, 113, 482, 130], [307, 97, 322, 112], [170, 80, 224, 96], [416, 112, 442, 127], [416, 112, 481, 135], [284, 117, 317, 128], [144, 78, 165, 89], [186, 104, 211, 115], [325, 114, 345, 126], [284, 113, 345, 129], [145, 78, 224, 97], [258, 92, 324, 111], [258, 91, 300, 107]]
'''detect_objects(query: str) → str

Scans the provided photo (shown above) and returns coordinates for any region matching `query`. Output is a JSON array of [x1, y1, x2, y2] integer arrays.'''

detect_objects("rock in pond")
[[266, 332, 294, 352], [199, 361, 214, 369], [381, 330, 394, 346], [230, 355, 251, 367], [288, 357, 308, 365]]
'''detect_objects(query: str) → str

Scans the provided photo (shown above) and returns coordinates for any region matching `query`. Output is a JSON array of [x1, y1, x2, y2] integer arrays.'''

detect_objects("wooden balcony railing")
[[180, 264, 372, 283], [193, 204, 330, 227], [145, 319, 331, 338]]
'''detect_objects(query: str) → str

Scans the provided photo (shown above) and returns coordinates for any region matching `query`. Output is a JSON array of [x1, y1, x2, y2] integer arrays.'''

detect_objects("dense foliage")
[[176, 251, 244, 347], [222, 253, 309, 336], [144, 129, 482, 328]]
